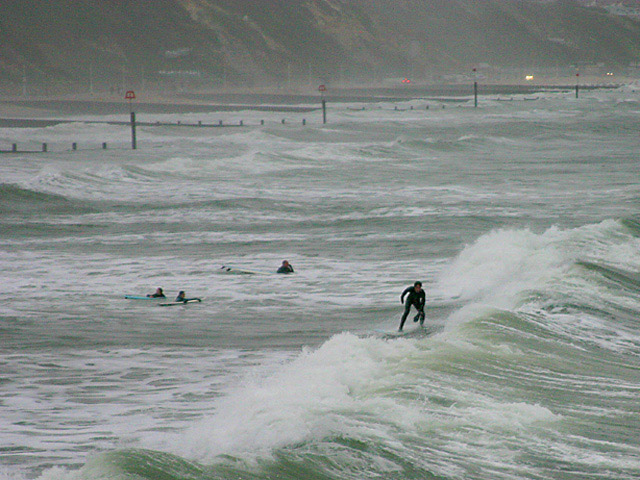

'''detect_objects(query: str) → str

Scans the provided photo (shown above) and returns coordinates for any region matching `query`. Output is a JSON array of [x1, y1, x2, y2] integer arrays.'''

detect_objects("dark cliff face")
[[1, 0, 639, 90]]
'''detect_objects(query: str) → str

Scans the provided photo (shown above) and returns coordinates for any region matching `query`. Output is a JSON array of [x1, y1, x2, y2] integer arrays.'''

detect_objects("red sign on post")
[[318, 84, 326, 92], [125, 91, 136, 100]]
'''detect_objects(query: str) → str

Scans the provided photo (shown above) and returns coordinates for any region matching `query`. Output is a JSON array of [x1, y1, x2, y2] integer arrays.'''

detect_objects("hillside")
[[1, 0, 639, 94]]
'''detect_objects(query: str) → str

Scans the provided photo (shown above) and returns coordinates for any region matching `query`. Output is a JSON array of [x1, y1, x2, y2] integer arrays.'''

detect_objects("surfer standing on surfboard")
[[399, 281, 425, 331]]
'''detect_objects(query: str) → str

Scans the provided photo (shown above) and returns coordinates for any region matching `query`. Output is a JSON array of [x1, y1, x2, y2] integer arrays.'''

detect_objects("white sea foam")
[[436, 226, 567, 307], [3, 86, 640, 480], [154, 330, 563, 469]]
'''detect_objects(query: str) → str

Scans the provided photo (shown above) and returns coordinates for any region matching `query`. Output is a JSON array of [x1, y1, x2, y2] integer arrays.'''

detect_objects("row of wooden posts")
[[1, 142, 110, 153], [126, 97, 329, 150], [0, 116, 316, 153], [164, 118, 309, 127], [1, 84, 577, 152], [128, 112, 315, 149], [0, 103, 462, 153]]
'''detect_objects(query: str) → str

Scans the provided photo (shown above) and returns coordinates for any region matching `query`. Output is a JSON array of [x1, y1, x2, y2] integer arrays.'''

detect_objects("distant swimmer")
[[276, 260, 294, 274], [399, 281, 425, 331], [147, 287, 166, 298]]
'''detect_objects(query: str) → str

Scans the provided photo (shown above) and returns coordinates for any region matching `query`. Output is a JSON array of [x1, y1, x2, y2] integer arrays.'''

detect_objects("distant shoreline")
[[0, 82, 624, 118]]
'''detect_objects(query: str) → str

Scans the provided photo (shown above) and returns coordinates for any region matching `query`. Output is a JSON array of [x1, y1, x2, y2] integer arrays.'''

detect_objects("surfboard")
[[125, 295, 166, 300], [159, 298, 202, 307], [219, 265, 270, 275], [373, 324, 428, 338]]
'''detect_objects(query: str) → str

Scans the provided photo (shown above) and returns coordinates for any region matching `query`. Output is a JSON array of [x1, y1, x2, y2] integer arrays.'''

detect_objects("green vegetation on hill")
[[1, 0, 639, 91]]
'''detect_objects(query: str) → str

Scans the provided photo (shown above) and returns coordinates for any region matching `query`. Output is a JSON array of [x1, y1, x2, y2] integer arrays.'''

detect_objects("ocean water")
[[1, 86, 639, 480]]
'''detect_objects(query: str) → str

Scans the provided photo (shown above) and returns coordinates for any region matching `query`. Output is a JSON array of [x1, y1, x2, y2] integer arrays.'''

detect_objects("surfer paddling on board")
[[174, 291, 202, 303], [276, 260, 294, 274], [147, 287, 165, 298], [175, 291, 191, 303], [399, 281, 425, 331]]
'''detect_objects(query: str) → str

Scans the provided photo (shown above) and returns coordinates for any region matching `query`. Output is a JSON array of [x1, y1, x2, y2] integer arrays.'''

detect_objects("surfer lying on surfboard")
[[175, 291, 200, 303], [399, 281, 425, 331], [147, 287, 166, 298]]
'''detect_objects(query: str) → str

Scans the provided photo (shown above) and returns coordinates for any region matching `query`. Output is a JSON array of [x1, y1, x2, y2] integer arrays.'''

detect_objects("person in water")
[[174, 291, 201, 303], [147, 287, 165, 298], [399, 281, 425, 331], [277, 260, 294, 274]]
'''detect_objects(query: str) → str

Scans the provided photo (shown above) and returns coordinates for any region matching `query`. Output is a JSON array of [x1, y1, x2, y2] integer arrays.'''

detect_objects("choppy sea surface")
[[1, 86, 640, 480]]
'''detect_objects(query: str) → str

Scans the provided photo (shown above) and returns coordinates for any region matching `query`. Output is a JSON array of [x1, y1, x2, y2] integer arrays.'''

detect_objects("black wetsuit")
[[277, 265, 294, 274], [399, 286, 425, 331]]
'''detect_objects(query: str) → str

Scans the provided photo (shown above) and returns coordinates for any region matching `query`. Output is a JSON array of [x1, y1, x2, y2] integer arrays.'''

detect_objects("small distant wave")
[[0, 183, 96, 215], [621, 217, 640, 237], [392, 135, 466, 152], [392, 133, 518, 153], [576, 260, 640, 295]]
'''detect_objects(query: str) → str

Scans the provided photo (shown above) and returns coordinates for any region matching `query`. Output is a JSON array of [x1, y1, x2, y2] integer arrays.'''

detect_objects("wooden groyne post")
[[126, 90, 137, 149], [319, 84, 327, 124], [473, 68, 478, 108]]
